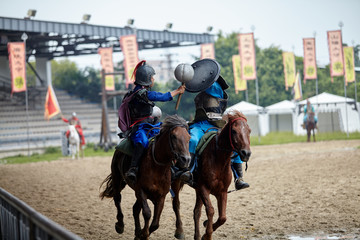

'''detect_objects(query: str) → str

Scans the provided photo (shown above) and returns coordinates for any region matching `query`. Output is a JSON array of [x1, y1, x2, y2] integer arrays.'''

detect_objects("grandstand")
[[0, 78, 119, 158]]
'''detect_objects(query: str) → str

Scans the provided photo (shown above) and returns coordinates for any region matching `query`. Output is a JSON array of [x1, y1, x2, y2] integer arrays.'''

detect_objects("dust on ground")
[[1, 140, 360, 239]]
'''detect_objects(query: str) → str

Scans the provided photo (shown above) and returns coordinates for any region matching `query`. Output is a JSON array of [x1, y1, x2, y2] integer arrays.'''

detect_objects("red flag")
[[44, 85, 61, 120], [8, 42, 27, 94]]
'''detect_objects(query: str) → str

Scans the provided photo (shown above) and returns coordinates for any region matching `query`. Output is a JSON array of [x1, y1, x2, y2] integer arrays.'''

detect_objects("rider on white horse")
[[68, 124, 80, 159]]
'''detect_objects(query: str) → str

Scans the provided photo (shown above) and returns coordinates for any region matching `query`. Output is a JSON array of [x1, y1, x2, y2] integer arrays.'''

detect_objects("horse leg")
[[212, 193, 227, 232], [136, 190, 151, 240], [76, 142, 80, 159], [71, 144, 75, 159], [307, 129, 310, 142], [199, 188, 214, 240], [171, 180, 185, 239], [193, 191, 203, 240], [133, 199, 142, 239], [149, 197, 165, 235], [313, 129, 316, 142], [114, 180, 126, 234]]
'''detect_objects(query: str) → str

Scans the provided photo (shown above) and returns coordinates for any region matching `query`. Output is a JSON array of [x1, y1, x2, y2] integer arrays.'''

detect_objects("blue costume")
[[187, 80, 248, 190], [122, 60, 183, 183], [130, 85, 173, 148], [303, 104, 318, 124]]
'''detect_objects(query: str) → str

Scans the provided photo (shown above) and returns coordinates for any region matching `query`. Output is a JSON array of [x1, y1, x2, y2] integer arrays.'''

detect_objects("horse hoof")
[[115, 222, 124, 234], [175, 232, 185, 239], [203, 220, 208, 227]]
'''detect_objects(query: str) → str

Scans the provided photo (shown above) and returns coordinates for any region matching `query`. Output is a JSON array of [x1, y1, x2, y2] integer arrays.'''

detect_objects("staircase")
[[0, 86, 119, 158]]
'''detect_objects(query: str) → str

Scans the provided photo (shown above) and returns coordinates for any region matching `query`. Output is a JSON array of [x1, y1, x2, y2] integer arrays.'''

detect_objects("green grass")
[[1, 132, 360, 165], [0, 143, 114, 165], [250, 131, 360, 146]]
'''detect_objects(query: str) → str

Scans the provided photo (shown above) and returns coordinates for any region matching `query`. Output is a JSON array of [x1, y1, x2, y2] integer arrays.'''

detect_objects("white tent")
[[265, 100, 296, 134], [225, 101, 266, 136], [297, 92, 360, 134]]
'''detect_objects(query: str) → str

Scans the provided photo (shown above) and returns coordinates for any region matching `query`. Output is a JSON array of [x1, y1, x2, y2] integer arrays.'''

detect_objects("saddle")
[[116, 137, 155, 157], [115, 138, 134, 156], [188, 131, 218, 174]]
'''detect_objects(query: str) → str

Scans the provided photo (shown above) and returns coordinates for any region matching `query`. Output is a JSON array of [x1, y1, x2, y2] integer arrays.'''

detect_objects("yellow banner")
[[8, 42, 26, 93], [343, 46, 355, 83], [238, 33, 257, 80], [120, 35, 139, 88], [327, 30, 344, 78], [282, 52, 296, 90], [200, 43, 215, 59], [98, 47, 115, 91], [303, 38, 317, 81], [232, 55, 246, 93], [293, 72, 302, 101]]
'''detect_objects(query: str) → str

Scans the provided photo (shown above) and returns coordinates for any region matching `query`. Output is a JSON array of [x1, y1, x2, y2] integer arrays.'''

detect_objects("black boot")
[[125, 144, 145, 184], [232, 162, 249, 190]]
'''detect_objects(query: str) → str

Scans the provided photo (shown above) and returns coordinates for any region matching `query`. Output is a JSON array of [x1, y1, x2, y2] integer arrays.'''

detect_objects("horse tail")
[[99, 173, 114, 199], [99, 149, 124, 200]]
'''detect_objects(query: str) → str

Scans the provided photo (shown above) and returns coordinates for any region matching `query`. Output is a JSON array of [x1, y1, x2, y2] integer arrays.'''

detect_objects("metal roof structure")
[[0, 16, 214, 59]]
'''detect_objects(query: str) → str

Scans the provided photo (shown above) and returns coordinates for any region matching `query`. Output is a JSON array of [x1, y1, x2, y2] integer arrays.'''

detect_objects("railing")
[[0, 187, 83, 240]]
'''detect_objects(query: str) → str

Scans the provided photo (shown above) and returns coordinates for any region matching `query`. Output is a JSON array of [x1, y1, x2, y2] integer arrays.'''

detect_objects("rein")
[[151, 124, 187, 167]]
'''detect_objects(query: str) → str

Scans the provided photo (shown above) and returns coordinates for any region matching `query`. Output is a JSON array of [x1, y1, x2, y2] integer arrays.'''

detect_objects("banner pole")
[[339, 22, 349, 137], [256, 76, 261, 143], [21, 32, 30, 157], [344, 76, 349, 137]]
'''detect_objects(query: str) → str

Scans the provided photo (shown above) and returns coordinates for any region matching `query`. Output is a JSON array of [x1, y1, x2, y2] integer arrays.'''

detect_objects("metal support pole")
[[22, 32, 30, 157], [100, 70, 112, 150], [344, 76, 349, 137], [339, 21, 349, 137], [256, 77, 261, 142]]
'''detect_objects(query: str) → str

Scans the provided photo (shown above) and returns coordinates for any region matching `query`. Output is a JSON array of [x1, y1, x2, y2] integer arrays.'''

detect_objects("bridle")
[[151, 124, 188, 167], [228, 116, 248, 152]]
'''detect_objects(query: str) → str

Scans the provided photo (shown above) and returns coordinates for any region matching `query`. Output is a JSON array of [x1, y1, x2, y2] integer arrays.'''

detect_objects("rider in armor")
[[303, 99, 318, 129], [123, 60, 185, 184], [179, 59, 249, 190]]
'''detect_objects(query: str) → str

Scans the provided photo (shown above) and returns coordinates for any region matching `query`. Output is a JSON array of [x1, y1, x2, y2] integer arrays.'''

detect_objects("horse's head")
[[224, 111, 252, 162], [161, 115, 191, 168]]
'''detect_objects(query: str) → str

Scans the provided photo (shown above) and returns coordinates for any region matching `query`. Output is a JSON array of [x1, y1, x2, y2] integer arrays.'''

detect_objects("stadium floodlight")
[[25, 9, 37, 20], [81, 14, 91, 24]]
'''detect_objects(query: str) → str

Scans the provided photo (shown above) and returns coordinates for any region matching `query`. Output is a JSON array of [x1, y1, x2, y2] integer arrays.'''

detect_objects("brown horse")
[[171, 111, 252, 240], [306, 111, 316, 142], [100, 115, 191, 240]]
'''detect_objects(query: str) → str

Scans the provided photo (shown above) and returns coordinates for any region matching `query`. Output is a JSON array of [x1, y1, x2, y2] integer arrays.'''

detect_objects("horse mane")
[[160, 114, 188, 134], [223, 110, 247, 123]]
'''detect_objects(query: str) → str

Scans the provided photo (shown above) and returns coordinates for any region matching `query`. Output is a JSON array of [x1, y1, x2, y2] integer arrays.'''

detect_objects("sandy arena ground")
[[1, 140, 360, 240]]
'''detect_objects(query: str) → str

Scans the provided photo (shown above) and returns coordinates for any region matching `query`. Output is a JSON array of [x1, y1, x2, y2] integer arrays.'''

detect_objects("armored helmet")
[[132, 60, 155, 86]]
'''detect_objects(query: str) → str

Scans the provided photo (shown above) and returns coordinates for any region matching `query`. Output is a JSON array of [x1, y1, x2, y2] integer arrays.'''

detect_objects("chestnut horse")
[[306, 111, 316, 142], [171, 111, 252, 240], [100, 115, 191, 240]]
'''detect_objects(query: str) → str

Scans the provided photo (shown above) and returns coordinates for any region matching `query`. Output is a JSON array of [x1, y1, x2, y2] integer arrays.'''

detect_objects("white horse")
[[68, 125, 80, 159]]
